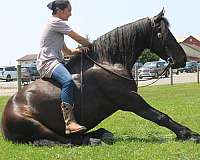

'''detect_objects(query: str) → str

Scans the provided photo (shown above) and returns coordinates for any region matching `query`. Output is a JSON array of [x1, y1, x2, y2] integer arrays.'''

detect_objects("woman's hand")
[[78, 46, 90, 53], [78, 44, 92, 53]]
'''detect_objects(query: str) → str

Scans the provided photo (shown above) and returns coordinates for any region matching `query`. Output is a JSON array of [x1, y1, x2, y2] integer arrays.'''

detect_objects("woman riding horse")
[[37, 0, 92, 134], [1, 9, 200, 145]]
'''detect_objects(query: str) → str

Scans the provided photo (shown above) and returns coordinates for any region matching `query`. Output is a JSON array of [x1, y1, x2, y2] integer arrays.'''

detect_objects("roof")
[[182, 43, 200, 52], [17, 54, 37, 61], [176, 35, 200, 43], [0, 66, 16, 68], [182, 36, 200, 47], [180, 42, 200, 61]]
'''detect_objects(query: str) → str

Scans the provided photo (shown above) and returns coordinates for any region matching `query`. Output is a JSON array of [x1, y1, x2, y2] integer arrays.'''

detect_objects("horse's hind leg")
[[120, 92, 200, 142], [30, 118, 72, 146], [10, 116, 71, 146], [26, 118, 106, 146]]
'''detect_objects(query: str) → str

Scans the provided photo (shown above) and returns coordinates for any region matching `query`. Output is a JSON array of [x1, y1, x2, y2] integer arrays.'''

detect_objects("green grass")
[[0, 83, 200, 160]]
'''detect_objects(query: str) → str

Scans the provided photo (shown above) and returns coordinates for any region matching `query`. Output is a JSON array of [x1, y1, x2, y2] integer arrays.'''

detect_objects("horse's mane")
[[68, 16, 170, 72], [91, 17, 170, 68], [91, 18, 150, 68]]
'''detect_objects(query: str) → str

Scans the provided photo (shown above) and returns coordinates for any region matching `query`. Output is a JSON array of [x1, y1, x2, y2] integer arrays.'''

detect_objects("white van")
[[0, 66, 17, 81]]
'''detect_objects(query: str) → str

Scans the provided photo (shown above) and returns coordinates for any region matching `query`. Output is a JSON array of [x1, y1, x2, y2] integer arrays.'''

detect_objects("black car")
[[21, 67, 31, 84], [28, 66, 40, 81], [182, 61, 198, 73], [21, 65, 40, 81]]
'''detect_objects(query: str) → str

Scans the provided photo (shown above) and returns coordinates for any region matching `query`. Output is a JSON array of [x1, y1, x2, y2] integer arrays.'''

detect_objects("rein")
[[80, 53, 84, 122], [85, 53, 134, 81], [138, 62, 171, 88], [84, 53, 173, 87]]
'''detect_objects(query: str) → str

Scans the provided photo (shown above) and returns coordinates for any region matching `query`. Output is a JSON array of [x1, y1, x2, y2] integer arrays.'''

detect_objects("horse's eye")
[[157, 33, 162, 39]]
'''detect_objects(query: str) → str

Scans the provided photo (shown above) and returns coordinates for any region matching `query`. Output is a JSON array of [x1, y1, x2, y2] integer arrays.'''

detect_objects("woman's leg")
[[52, 63, 74, 104], [51, 63, 86, 134]]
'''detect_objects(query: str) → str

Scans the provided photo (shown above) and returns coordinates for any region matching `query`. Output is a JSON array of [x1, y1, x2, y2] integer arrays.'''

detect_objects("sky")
[[0, 0, 199, 66]]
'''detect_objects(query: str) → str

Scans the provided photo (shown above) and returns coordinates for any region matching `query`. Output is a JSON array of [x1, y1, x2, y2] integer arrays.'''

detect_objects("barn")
[[16, 54, 37, 66], [179, 36, 200, 62]]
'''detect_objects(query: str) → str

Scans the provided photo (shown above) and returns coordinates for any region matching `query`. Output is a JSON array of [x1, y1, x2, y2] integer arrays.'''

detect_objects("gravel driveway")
[[0, 72, 199, 96], [138, 72, 200, 87]]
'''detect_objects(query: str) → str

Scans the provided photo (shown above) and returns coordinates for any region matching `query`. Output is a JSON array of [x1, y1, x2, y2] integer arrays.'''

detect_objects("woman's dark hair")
[[47, 0, 70, 15]]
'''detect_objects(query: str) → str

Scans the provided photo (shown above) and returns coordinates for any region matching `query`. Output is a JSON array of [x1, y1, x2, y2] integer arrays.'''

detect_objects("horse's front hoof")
[[88, 138, 102, 146], [176, 132, 200, 143], [101, 132, 114, 145], [189, 134, 200, 143]]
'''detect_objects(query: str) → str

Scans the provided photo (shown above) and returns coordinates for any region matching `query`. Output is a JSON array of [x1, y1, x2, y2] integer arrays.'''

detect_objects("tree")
[[137, 49, 159, 64]]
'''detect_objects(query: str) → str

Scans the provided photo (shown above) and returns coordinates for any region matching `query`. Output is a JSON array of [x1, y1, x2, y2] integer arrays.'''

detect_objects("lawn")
[[0, 83, 200, 160]]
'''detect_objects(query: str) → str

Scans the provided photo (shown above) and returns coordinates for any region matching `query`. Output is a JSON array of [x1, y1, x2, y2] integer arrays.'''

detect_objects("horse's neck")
[[133, 22, 151, 60], [93, 19, 151, 70]]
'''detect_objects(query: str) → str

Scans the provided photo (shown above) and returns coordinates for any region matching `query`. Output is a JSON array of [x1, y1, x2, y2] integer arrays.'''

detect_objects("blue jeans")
[[51, 63, 74, 105]]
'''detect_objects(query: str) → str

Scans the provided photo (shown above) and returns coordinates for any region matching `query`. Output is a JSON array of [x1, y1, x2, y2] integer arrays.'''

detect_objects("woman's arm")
[[61, 43, 80, 57], [62, 30, 92, 57], [67, 31, 91, 46]]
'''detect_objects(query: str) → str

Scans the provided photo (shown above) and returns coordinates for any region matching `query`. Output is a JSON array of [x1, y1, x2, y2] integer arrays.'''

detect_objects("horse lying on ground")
[[1, 10, 200, 146]]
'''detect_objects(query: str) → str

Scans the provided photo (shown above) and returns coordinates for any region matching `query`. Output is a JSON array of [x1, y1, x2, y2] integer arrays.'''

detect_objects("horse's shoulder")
[[85, 64, 126, 76]]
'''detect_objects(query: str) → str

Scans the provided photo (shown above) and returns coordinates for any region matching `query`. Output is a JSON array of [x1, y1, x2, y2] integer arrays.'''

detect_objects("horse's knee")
[[157, 114, 170, 125]]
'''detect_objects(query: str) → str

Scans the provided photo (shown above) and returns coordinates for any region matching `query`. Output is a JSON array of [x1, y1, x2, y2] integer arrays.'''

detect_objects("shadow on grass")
[[114, 133, 173, 144]]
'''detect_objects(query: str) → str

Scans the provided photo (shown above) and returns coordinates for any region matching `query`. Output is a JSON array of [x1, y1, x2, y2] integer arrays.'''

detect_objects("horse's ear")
[[153, 8, 165, 23]]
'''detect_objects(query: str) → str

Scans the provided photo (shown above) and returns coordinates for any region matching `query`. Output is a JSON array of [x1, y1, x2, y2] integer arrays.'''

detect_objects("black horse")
[[1, 10, 200, 146]]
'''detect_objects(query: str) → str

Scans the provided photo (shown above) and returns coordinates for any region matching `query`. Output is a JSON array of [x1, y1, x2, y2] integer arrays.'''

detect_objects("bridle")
[[148, 17, 175, 66], [135, 18, 175, 87]]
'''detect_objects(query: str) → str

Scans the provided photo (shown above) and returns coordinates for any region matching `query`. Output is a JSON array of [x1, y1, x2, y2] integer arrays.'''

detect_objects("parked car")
[[28, 65, 40, 81], [164, 63, 181, 75], [21, 64, 40, 81], [0, 66, 17, 81], [181, 61, 198, 73], [21, 67, 31, 85], [132, 62, 143, 76], [138, 61, 169, 79], [172, 68, 179, 75]]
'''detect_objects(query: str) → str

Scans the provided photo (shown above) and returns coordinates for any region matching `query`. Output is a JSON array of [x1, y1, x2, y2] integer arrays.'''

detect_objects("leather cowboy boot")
[[60, 102, 87, 134]]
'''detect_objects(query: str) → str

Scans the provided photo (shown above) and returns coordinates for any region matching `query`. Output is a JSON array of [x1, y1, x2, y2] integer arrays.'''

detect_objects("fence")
[[0, 64, 39, 96], [134, 65, 200, 87], [0, 65, 200, 96]]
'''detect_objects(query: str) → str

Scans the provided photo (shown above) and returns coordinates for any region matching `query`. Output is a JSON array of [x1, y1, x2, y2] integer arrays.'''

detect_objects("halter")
[[148, 17, 175, 65]]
